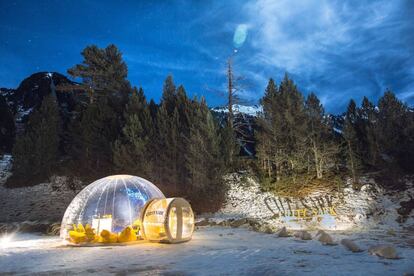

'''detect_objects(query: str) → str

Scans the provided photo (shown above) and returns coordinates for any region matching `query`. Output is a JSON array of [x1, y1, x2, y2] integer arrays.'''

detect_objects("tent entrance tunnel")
[[60, 175, 195, 245], [141, 198, 194, 243]]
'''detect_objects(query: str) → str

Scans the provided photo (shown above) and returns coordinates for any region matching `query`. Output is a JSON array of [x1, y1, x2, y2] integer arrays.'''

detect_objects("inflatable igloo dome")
[[60, 175, 165, 240]]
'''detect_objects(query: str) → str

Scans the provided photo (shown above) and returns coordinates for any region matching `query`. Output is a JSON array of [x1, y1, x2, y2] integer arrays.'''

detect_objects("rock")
[[276, 227, 290, 237], [293, 230, 312, 240], [230, 218, 247, 227], [246, 218, 259, 225], [230, 218, 247, 228], [195, 219, 210, 227], [263, 225, 275, 234], [397, 197, 414, 223], [246, 218, 261, 229], [217, 220, 230, 227], [368, 245, 399, 259], [340, 239, 363, 252], [249, 222, 275, 234], [316, 230, 336, 245]]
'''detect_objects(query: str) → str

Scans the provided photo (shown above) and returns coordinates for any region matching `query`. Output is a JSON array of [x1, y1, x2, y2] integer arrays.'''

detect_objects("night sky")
[[1, 0, 413, 113]]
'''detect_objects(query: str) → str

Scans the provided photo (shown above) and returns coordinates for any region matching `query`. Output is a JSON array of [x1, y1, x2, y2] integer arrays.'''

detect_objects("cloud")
[[239, 0, 414, 112], [1, 0, 412, 113]]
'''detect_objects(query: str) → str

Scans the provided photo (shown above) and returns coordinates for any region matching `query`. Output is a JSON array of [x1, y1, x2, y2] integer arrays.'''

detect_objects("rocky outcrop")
[[1, 72, 84, 112], [214, 173, 414, 231], [0, 175, 82, 223], [1, 72, 87, 138]]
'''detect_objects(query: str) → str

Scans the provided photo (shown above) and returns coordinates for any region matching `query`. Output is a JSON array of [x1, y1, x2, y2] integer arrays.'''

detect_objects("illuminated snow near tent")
[[60, 175, 166, 242]]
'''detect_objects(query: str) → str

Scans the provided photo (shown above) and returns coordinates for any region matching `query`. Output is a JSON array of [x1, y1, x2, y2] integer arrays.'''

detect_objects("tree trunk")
[[312, 141, 322, 179], [227, 58, 233, 130], [226, 58, 234, 164], [347, 139, 358, 188], [267, 158, 272, 178]]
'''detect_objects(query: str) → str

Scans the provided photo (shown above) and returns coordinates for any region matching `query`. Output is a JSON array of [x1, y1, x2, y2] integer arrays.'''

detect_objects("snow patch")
[[0, 155, 12, 184], [15, 106, 33, 122], [212, 104, 262, 116], [333, 127, 342, 134]]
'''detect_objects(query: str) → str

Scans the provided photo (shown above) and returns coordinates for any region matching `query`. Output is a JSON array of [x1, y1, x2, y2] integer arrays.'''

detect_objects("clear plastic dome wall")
[[60, 175, 165, 240]]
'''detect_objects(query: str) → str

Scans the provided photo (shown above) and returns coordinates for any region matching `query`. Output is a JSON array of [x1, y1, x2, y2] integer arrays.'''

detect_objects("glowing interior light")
[[92, 216, 113, 234]]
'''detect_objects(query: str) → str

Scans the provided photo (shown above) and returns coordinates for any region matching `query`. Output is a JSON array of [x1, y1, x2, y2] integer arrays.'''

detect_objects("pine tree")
[[377, 91, 406, 157], [342, 99, 362, 188], [185, 97, 225, 211], [65, 44, 131, 175], [304, 93, 338, 179], [256, 78, 279, 180], [256, 75, 311, 183], [161, 75, 177, 114], [220, 122, 239, 169], [67, 44, 130, 104], [0, 95, 15, 154], [154, 101, 180, 192], [277, 74, 307, 181], [358, 97, 380, 167], [12, 95, 61, 181], [401, 106, 414, 171], [113, 88, 153, 177], [148, 99, 158, 120]]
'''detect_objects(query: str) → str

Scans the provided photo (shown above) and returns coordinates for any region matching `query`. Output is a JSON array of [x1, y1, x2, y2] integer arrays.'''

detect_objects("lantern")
[[140, 198, 194, 243]]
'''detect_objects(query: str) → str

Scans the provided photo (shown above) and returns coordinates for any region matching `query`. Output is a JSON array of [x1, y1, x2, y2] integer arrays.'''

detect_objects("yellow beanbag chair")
[[69, 230, 87, 244], [69, 223, 89, 244], [99, 229, 118, 243], [118, 226, 137, 243], [84, 224, 97, 242]]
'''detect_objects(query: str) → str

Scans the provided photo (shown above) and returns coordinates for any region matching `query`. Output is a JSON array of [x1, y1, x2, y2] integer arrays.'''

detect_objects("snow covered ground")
[[0, 227, 413, 275]]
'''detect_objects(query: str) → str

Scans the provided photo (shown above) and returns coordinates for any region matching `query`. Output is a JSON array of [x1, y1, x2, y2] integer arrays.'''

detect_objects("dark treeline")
[[256, 75, 414, 192], [4, 44, 414, 210], [8, 45, 233, 212]]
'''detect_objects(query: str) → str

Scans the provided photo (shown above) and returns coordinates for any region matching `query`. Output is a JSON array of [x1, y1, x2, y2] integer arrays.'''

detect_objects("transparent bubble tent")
[[60, 175, 195, 245], [60, 175, 164, 242]]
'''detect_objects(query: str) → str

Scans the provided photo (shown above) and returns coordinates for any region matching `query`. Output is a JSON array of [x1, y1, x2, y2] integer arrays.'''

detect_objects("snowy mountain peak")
[[212, 104, 262, 116]]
